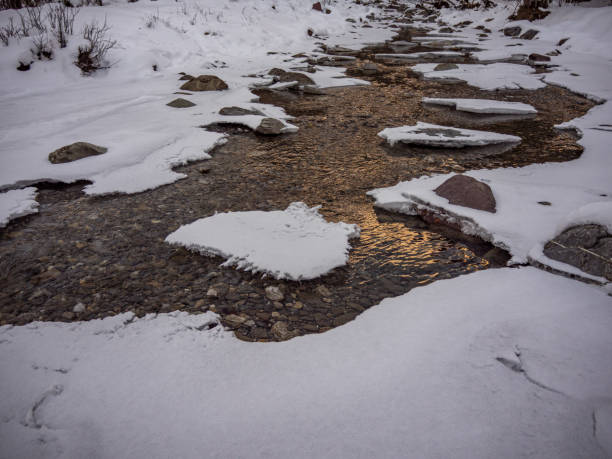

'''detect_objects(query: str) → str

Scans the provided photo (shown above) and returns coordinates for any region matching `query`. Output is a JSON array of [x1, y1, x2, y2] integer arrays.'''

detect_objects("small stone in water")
[[265, 286, 284, 301]]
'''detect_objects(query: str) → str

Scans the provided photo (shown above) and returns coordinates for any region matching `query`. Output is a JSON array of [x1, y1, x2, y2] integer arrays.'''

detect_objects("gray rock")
[[49, 142, 108, 164], [543, 224, 611, 281], [434, 174, 496, 213], [256, 118, 285, 135], [180, 75, 228, 91], [166, 98, 196, 108], [265, 286, 284, 301], [520, 29, 539, 40], [434, 63, 459, 71], [223, 314, 246, 329], [219, 106, 263, 116], [72, 302, 85, 313], [503, 26, 522, 37], [271, 321, 296, 340], [361, 62, 379, 75], [315, 285, 332, 297]]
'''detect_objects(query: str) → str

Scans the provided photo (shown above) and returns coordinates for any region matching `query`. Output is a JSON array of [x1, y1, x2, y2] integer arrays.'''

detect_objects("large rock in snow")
[[268, 68, 315, 86], [434, 174, 496, 213], [543, 224, 611, 281], [180, 75, 228, 91], [503, 26, 522, 37], [48, 142, 107, 164]]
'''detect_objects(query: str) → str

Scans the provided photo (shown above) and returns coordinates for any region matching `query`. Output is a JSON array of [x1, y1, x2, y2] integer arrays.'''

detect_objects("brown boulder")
[[503, 26, 522, 37], [49, 142, 108, 164], [268, 68, 315, 86], [312, 2, 322, 11], [520, 29, 539, 40], [434, 174, 496, 213], [180, 75, 228, 91], [166, 98, 196, 108], [219, 106, 263, 116]]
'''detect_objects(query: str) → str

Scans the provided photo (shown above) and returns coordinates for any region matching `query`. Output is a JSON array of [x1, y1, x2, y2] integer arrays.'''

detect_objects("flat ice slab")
[[412, 63, 546, 90], [0, 187, 38, 227], [423, 98, 537, 115], [378, 122, 521, 148], [165, 202, 360, 280]]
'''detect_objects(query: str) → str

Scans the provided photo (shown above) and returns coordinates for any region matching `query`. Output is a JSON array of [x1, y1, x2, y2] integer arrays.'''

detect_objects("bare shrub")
[[144, 9, 160, 28], [31, 31, 52, 59], [0, 18, 20, 45], [47, 4, 79, 48], [75, 18, 117, 74], [0, 0, 23, 10]]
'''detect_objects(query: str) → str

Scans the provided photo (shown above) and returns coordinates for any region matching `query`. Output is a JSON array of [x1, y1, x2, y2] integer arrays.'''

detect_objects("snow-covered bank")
[[372, 1, 612, 281], [0, 0, 398, 203], [1, 267, 610, 458]]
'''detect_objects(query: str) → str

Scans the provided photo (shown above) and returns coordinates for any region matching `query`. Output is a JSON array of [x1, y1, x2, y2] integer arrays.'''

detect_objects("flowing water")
[[0, 32, 594, 340]]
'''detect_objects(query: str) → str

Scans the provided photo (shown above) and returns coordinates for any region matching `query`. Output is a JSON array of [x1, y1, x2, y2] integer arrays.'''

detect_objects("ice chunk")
[[165, 202, 360, 280], [378, 122, 521, 148], [422, 98, 537, 115]]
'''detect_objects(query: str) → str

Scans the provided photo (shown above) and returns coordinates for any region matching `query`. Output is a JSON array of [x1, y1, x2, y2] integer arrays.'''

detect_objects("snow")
[[412, 62, 546, 90], [378, 122, 521, 148], [1, 1, 612, 457], [422, 97, 537, 115], [0, 187, 38, 227], [1, 268, 611, 458], [165, 202, 360, 280], [0, 0, 396, 195]]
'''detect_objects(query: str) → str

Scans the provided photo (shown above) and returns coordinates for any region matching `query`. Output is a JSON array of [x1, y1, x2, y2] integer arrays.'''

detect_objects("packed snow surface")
[[1, 268, 611, 458], [422, 98, 537, 115], [165, 202, 360, 280], [378, 122, 521, 147], [0, 187, 38, 227]]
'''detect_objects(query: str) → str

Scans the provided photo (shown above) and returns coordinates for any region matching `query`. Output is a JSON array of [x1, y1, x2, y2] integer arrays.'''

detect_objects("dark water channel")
[[0, 34, 593, 340]]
